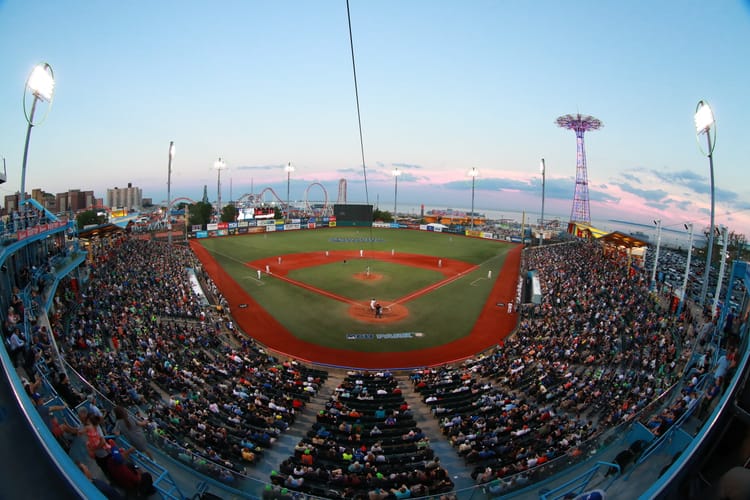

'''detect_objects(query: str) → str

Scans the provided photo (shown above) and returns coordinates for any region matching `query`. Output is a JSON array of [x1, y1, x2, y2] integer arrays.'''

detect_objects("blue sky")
[[1, 1, 749, 236]]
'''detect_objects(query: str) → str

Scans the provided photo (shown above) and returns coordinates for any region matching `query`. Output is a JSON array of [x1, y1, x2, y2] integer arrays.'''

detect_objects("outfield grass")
[[199, 227, 513, 353]]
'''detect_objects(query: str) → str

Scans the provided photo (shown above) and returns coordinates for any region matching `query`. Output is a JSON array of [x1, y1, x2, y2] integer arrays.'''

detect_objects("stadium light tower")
[[539, 158, 546, 246], [167, 141, 175, 244], [677, 223, 694, 317], [468, 167, 479, 230], [650, 219, 662, 291], [21, 62, 55, 210], [392, 166, 401, 217], [285, 162, 295, 221], [713, 225, 729, 318], [214, 157, 226, 218], [556, 113, 602, 225], [695, 100, 716, 307]]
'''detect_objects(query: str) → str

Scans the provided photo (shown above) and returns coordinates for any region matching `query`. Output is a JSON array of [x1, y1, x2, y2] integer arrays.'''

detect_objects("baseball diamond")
[[191, 227, 521, 369]]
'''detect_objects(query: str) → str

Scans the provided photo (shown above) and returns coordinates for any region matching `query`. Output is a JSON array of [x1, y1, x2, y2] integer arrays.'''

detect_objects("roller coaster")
[[236, 183, 331, 217]]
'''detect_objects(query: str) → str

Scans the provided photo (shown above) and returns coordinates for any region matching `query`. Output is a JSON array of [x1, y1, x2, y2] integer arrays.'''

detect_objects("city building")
[[106, 183, 142, 212]]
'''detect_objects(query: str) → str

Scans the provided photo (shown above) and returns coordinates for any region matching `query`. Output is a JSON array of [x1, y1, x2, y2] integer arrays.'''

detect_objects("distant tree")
[[188, 201, 213, 228], [274, 207, 283, 219], [372, 209, 393, 223], [76, 210, 106, 229], [729, 230, 747, 261], [221, 204, 238, 223], [701, 226, 748, 265]]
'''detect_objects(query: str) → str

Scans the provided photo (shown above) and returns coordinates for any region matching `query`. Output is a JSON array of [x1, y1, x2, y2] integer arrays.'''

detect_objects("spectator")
[[113, 405, 154, 460]]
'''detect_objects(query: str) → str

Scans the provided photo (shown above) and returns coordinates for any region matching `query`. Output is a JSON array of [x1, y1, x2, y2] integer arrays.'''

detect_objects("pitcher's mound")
[[348, 301, 409, 323], [353, 272, 383, 281]]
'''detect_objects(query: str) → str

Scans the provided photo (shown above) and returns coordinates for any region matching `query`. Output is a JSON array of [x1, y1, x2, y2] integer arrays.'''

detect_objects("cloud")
[[442, 177, 531, 191], [612, 182, 668, 202], [438, 175, 622, 204], [645, 201, 672, 210], [650, 169, 737, 201], [589, 190, 620, 203], [675, 200, 693, 211], [391, 162, 423, 170], [395, 171, 425, 182], [235, 164, 284, 171], [621, 172, 642, 184], [336, 167, 363, 174]]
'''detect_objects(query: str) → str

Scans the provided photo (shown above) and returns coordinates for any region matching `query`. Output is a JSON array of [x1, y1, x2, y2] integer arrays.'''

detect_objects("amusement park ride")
[[235, 181, 334, 218], [161, 181, 335, 225]]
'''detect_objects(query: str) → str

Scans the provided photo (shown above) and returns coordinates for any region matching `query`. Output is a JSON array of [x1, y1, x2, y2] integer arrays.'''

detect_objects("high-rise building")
[[106, 183, 142, 211], [56, 189, 95, 213]]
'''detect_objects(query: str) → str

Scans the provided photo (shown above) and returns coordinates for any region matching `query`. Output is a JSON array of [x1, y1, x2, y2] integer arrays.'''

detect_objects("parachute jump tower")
[[556, 113, 602, 225]]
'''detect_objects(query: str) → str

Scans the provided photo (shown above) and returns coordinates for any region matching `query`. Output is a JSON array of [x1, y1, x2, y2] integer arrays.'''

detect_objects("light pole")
[[185, 205, 190, 242], [677, 223, 694, 317], [167, 141, 175, 244], [695, 100, 716, 307], [284, 162, 295, 221], [539, 158, 546, 247], [468, 167, 479, 230], [392, 167, 401, 217], [650, 219, 662, 291], [21, 62, 55, 210], [713, 225, 729, 318], [214, 157, 226, 220]]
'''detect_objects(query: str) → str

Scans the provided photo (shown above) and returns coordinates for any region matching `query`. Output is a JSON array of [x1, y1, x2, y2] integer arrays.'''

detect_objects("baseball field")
[[190, 227, 521, 369]]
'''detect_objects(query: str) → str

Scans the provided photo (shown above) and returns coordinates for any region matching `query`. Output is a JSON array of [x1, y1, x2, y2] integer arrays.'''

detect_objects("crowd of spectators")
[[411, 240, 715, 492], [50, 236, 326, 483], [0, 237, 326, 492], [0, 205, 55, 235], [0, 227, 740, 499], [274, 370, 455, 499]]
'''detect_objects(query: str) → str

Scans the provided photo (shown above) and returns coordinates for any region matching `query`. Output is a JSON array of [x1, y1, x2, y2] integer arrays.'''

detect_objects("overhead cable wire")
[[346, 0, 370, 206]]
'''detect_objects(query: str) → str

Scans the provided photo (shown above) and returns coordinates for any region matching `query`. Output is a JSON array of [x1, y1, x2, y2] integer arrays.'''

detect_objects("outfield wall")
[[193, 218, 510, 242]]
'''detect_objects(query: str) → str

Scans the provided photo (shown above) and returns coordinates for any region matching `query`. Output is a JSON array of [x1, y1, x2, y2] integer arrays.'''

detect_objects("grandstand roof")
[[598, 231, 650, 249], [568, 222, 649, 249], [77, 222, 125, 240]]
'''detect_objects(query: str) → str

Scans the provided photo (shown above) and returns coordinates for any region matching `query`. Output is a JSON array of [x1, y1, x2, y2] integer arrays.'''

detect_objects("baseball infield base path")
[[190, 240, 522, 369]]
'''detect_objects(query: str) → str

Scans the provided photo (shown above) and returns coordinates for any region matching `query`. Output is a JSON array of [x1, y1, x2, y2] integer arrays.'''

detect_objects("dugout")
[[525, 270, 542, 305], [333, 204, 373, 227]]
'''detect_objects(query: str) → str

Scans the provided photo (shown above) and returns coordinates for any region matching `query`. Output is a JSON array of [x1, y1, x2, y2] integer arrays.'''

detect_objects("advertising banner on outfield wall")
[[207, 223, 218, 231], [373, 222, 391, 228], [196, 231, 208, 238], [238, 221, 249, 228], [285, 223, 301, 231], [238, 227, 248, 234], [266, 225, 276, 232]]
